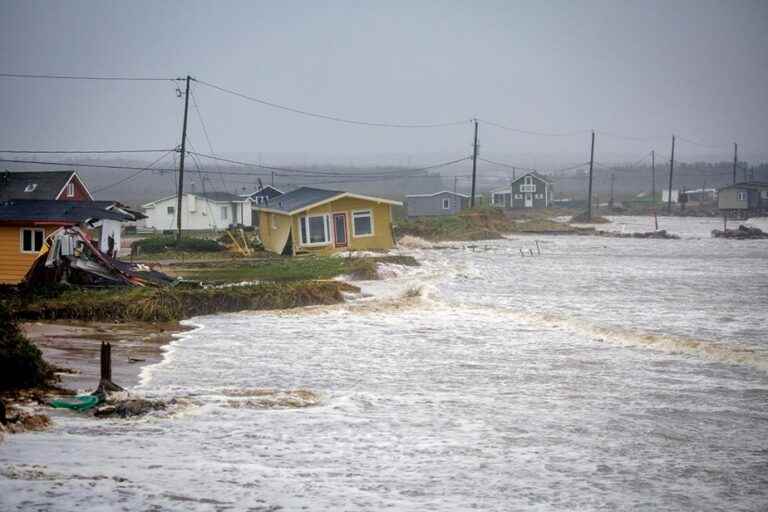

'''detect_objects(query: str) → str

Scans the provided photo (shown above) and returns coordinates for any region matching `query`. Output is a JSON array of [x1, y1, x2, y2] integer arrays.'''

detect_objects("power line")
[[0, 157, 178, 172], [188, 151, 469, 177], [0, 72, 179, 82], [195, 78, 472, 128], [0, 155, 469, 180], [676, 135, 731, 151], [0, 148, 174, 154], [90, 150, 176, 194], [189, 86, 231, 193], [477, 119, 590, 137], [477, 157, 536, 173]]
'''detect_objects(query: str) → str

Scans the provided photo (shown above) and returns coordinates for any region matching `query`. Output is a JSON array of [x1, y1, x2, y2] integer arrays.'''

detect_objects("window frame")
[[66, 182, 75, 197], [299, 213, 332, 246], [221, 206, 229, 220], [442, 198, 450, 210], [736, 191, 747, 201], [167, 205, 175, 216], [20, 228, 45, 254], [351, 209, 375, 238]]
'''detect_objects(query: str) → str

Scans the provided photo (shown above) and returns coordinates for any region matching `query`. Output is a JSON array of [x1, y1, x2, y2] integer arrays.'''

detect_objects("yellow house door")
[[333, 213, 348, 247]]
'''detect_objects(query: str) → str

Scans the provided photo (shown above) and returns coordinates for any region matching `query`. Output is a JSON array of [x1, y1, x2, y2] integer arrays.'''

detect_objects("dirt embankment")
[[396, 208, 592, 242], [9, 281, 359, 323]]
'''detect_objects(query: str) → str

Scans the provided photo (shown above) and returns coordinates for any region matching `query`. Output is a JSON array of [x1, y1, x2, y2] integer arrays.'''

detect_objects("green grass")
[[172, 255, 419, 284], [131, 236, 224, 255], [396, 208, 600, 242], [11, 281, 360, 323], [133, 250, 247, 262]]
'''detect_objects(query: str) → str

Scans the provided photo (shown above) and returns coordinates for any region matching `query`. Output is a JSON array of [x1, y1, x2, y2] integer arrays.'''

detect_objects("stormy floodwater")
[[2, 217, 767, 511]]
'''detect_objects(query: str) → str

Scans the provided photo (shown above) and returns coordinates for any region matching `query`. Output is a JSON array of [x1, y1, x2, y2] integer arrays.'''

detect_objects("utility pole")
[[651, 150, 658, 230], [271, 171, 275, 187], [732, 143, 738, 185], [176, 75, 191, 241], [512, 167, 516, 181], [609, 172, 615, 209], [586, 130, 595, 220], [667, 135, 675, 215], [454, 176, 458, 194], [470, 119, 479, 208], [651, 150, 656, 205]]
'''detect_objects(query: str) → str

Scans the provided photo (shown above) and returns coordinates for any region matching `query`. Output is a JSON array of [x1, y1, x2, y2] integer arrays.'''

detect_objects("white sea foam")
[[3, 217, 767, 511]]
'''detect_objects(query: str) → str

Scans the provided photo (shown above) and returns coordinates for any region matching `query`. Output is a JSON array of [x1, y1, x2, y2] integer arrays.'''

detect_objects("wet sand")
[[21, 321, 191, 393]]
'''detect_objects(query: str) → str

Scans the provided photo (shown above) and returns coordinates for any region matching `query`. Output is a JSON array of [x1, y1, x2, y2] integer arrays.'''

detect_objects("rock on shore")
[[711, 225, 768, 239]]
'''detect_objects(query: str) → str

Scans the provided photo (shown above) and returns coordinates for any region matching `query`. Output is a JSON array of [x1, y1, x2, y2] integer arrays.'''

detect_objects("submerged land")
[[2, 207, 764, 439]]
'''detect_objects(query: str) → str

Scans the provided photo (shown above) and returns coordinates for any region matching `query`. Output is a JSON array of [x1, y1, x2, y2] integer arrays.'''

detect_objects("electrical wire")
[[189, 86, 232, 193], [477, 119, 590, 137], [90, 150, 176, 194], [187, 151, 470, 178], [0, 72, 179, 82], [195, 78, 472, 128], [0, 148, 174, 154]]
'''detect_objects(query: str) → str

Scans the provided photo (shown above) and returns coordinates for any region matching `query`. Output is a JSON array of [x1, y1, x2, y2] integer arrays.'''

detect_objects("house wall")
[[143, 195, 250, 231], [718, 188, 751, 210], [259, 197, 396, 255], [258, 212, 293, 254], [0, 225, 56, 284], [511, 176, 549, 208], [56, 175, 92, 201], [406, 193, 465, 217]]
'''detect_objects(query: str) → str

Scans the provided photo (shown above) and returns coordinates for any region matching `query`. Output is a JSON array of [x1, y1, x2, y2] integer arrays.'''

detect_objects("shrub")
[[0, 303, 53, 391], [131, 236, 224, 254]]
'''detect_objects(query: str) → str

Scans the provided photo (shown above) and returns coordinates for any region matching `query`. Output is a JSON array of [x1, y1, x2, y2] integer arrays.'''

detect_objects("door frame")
[[332, 212, 348, 247], [525, 192, 533, 207]]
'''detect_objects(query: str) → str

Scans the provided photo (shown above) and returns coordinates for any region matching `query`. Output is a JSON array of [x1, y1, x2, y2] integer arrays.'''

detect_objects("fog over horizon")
[[1, 0, 768, 201]]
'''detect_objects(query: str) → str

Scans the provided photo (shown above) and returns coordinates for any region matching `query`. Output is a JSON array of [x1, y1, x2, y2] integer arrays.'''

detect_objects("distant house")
[[0, 199, 134, 284], [0, 170, 93, 201], [142, 192, 252, 231], [405, 191, 469, 217], [490, 172, 553, 208], [253, 187, 402, 256], [718, 182, 768, 216], [245, 185, 283, 206]]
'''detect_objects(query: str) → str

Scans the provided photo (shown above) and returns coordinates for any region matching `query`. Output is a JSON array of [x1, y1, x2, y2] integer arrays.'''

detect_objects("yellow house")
[[0, 199, 135, 285], [254, 187, 402, 255]]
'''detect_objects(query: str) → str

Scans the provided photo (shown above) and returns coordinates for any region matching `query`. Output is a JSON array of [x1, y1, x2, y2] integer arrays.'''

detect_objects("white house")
[[142, 192, 252, 231]]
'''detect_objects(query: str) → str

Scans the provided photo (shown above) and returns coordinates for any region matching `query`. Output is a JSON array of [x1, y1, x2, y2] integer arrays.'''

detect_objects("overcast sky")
[[1, 0, 767, 168]]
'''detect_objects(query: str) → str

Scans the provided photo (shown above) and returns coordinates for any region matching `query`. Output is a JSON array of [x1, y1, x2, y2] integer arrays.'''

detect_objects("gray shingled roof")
[[0, 199, 134, 223], [259, 187, 344, 213], [0, 170, 76, 200], [511, 171, 552, 184]]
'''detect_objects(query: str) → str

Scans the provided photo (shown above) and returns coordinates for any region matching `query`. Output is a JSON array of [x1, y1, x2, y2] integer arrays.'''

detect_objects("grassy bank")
[[397, 208, 589, 242], [9, 281, 359, 323], [165, 255, 419, 283]]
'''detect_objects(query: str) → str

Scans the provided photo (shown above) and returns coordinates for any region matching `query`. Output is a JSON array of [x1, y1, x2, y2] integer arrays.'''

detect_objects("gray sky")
[[1, 0, 767, 168]]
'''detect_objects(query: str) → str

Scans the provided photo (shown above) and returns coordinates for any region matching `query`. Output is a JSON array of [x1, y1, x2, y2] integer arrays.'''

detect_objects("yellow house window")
[[299, 214, 331, 245], [352, 210, 374, 237], [20, 228, 45, 253]]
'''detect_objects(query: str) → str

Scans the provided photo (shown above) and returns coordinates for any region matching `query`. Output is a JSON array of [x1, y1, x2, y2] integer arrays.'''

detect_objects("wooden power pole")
[[587, 130, 595, 220], [651, 150, 656, 205], [667, 135, 675, 215], [732, 143, 738, 185], [176, 75, 191, 241], [470, 119, 479, 208], [651, 150, 658, 230], [609, 172, 615, 209]]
